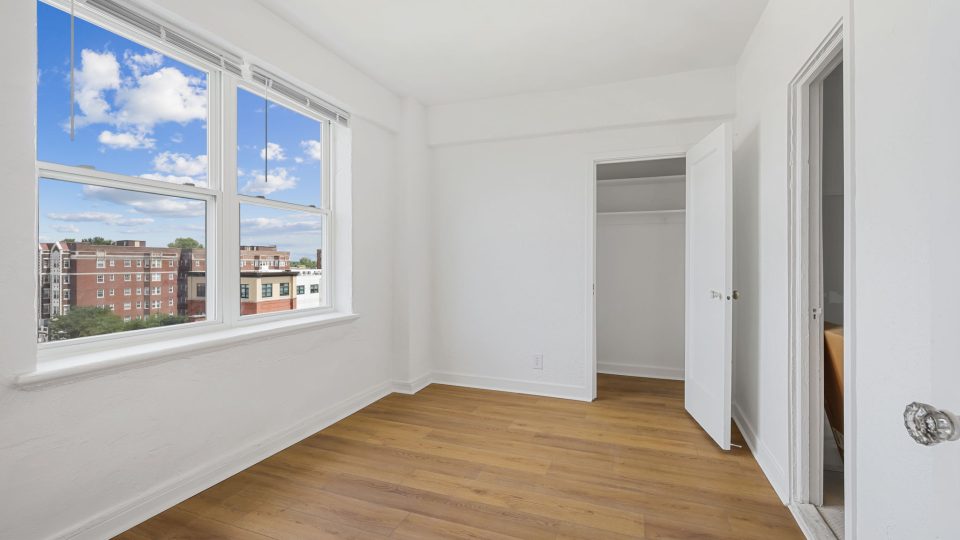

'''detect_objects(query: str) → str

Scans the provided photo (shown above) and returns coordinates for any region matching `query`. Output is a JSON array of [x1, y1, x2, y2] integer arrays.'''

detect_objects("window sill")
[[16, 312, 359, 390]]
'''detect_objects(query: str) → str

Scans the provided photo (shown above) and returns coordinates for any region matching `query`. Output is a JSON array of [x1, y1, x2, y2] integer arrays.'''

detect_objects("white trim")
[[733, 401, 789, 503], [392, 372, 433, 395], [48, 378, 393, 540], [786, 19, 849, 525], [597, 362, 683, 380], [790, 503, 840, 540], [18, 312, 359, 389], [431, 371, 590, 402], [597, 209, 685, 218]]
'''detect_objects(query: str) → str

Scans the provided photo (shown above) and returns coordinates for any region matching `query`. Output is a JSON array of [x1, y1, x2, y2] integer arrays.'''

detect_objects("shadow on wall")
[[732, 125, 762, 416]]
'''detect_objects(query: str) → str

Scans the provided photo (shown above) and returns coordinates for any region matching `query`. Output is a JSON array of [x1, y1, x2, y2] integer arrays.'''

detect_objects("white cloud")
[[241, 216, 322, 235], [115, 67, 206, 129], [52, 224, 81, 234], [139, 173, 201, 186], [73, 49, 206, 137], [300, 139, 322, 161], [260, 142, 286, 161], [294, 157, 304, 164], [75, 49, 121, 127], [98, 129, 155, 149], [47, 211, 154, 226], [82, 185, 205, 217], [123, 51, 162, 77], [240, 167, 298, 196], [153, 152, 208, 177]]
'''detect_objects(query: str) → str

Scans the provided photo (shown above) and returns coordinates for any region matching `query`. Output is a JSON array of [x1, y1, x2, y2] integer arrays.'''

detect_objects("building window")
[[152, 273, 161, 281], [280, 283, 289, 296], [124, 288, 131, 296], [124, 274, 131, 282], [136, 302, 142, 309], [168, 274, 174, 281], [310, 284, 320, 294], [136, 288, 142, 295], [109, 259, 115, 267], [109, 289, 115, 296], [109, 274, 115, 282], [108, 304, 115, 311], [96, 259, 105, 269], [96, 275, 104, 283], [123, 303, 131, 311], [96, 289, 104, 298], [137, 260, 142, 268], [240, 284, 249, 299], [124, 259, 131, 268], [63, 275, 70, 284], [63, 259, 70, 268], [197, 283, 206, 298], [261, 283, 273, 298], [168, 286, 174, 294], [297, 285, 305, 295], [153, 287, 161, 295], [168, 299, 174, 307], [63, 290, 70, 300]]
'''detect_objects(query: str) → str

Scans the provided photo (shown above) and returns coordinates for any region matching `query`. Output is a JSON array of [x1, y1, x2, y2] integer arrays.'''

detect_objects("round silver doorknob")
[[904, 402, 960, 446]]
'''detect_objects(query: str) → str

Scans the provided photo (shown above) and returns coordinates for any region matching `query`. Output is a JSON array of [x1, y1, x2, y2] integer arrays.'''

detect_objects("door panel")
[[684, 123, 733, 450]]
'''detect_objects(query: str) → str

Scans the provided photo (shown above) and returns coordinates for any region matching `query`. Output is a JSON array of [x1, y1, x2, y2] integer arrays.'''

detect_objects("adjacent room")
[[3, 1, 960, 539]]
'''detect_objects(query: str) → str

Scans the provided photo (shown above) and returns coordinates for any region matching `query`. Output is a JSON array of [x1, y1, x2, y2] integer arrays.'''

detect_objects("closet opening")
[[594, 156, 686, 395]]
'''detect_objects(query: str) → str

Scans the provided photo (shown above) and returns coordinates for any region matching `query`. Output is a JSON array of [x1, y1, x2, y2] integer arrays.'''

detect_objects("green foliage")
[[48, 307, 124, 340], [81, 236, 114, 245], [167, 237, 204, 249], [296, 257, 317, 269], [47, 307, 188, 341], [61, 238, 76, 243]]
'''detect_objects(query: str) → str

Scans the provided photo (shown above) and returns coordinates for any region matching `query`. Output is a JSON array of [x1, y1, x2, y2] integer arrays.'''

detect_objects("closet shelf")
[[597, 209, 685, 216]]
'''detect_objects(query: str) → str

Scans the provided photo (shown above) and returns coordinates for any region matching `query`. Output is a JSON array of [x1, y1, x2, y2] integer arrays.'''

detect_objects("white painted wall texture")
[[0, 1, 419, 538], [731, 0, 845, 501]]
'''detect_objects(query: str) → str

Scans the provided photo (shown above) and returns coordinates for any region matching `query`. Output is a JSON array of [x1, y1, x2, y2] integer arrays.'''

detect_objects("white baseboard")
[[57, 380, 396, 540], [392, 372, 433, 394], [431, 371, 590, 402], [732, 401, 789, 504], [597, 362, 684, 380]]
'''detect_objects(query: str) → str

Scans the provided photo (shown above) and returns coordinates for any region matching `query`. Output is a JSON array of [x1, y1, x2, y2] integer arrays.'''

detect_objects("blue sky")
[[37, 1, 323, 261]]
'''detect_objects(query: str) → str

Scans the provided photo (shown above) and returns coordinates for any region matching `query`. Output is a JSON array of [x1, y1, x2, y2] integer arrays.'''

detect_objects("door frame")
[[786, 19, 855, 537], [584, 146, 690, 401]]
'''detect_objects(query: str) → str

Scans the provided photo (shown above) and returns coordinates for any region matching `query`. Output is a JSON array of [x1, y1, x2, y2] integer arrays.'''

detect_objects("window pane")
[[38, 178, 207, 342], [37, 2, 208, 186], [240, 204, 325, 315], [237, 87, 322, 206]]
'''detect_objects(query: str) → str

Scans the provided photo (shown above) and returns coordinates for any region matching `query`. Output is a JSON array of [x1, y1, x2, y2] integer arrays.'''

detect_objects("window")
[[108, 304, 115, 311], [123, 303, 131, 310], [63, 275, 69, 284], [310, 284, 320, 294], [36, 0, 343, 346], [136, 301, 142, 309], [63, 290, 70, 300]]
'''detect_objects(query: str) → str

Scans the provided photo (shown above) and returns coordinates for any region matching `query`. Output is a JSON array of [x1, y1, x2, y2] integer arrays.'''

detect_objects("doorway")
[[594, 157, 686, 384], [787, 22, 848, 540]]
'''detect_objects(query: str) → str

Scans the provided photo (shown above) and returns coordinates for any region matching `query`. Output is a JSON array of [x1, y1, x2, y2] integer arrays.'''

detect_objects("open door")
[[684, 123, 733, 450]]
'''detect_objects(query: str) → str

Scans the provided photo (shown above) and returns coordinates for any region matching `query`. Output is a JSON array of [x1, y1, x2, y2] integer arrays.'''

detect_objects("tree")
[[124, 313, 188, 330], [81, 236, 114, 245], [61, 238, 76, 243], [48, 307, 124, 340], [168, 237, 204, 249], [296, 257, 317, 269]]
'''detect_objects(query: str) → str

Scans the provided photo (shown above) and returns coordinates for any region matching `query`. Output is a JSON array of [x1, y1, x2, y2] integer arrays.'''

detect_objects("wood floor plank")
[[117, 375, 800, 539]]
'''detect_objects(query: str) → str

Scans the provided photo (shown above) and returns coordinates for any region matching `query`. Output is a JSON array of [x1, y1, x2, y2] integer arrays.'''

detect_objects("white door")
[[684, 123, 733, 450], [853, 1, 960, 537]]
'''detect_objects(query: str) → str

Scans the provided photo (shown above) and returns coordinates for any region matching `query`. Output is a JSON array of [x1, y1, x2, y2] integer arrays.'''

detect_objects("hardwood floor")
[[117, 375, 801, 539]]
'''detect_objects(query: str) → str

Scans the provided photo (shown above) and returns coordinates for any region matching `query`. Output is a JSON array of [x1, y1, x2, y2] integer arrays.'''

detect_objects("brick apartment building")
[[38, 240, 324, 341]]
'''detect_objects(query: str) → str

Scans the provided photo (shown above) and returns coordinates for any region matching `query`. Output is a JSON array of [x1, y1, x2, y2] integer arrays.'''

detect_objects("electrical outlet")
[[533, 353, 544, 370]]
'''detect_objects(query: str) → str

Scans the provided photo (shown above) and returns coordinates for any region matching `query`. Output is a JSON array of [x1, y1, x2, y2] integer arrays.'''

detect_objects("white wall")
[[0, 1, 416, 539], [428, 67, 735, 146], [597, 210, 685, 380], [731, 0, 845, 501], [431, 94, 727, 400], [596, 179, 685, 213]]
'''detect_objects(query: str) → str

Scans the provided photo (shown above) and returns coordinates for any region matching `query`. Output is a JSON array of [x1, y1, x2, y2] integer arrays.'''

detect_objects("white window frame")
[[32, 0, 353, 375]]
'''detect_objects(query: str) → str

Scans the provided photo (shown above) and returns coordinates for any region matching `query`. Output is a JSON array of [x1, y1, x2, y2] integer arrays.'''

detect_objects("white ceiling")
[[256, 0, 768, 105]]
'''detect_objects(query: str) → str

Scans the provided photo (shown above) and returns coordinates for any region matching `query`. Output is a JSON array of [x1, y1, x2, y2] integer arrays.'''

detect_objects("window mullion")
[[221, 74, 242, 327]]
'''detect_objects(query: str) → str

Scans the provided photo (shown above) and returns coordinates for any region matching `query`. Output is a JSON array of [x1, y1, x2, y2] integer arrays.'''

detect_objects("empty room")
[[2, 1, 958, 539]]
